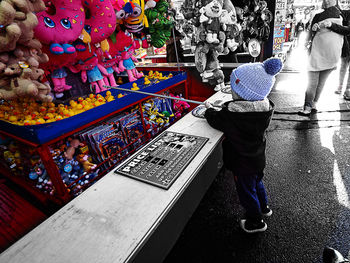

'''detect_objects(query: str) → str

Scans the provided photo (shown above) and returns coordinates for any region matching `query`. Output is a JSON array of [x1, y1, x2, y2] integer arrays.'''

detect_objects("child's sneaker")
[[261, 206, 273, 217], [240, 219, 267, 233]]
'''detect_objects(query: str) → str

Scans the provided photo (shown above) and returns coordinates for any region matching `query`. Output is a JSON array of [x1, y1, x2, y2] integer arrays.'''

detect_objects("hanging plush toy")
[[122, 0, 149, 49], [199, 0, 224, 44], [34, 0, 85, 55], [69, 51, 109, 94], [194, 0, 228, 91], [34, 0, 85, 95], [96, 44, 119, 87], [145, 0, 174, 48], [81, 0, 117, 52], [114, 30, 143, 82], [70, 0, 117, 93], [220, 9, 240, 53]]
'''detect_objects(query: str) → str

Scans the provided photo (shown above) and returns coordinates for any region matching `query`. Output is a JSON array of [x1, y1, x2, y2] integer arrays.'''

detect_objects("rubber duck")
[[148, 70, 154, 79], [43, 113, 55, 121], [117, 93, 124, 98], [154, 71, 160, 79], [8, 115, 18, 123], [158, 73, 166, 80], [144, 77, 151, 85], [117, 77, 123, 85], [106, 95, 115, 102], [55, 115, 63, 121], [36, 118, 46, 125], [168, 73, 173, 78], [131, 83, 140, 91]]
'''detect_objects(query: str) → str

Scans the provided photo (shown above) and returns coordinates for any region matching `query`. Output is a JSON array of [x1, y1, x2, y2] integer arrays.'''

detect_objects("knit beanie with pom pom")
[[230, 57, 283, 101]]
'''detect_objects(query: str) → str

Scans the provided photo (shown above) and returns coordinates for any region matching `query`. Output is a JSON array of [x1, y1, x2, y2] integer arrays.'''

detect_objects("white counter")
[[0, 91, 232, 263]]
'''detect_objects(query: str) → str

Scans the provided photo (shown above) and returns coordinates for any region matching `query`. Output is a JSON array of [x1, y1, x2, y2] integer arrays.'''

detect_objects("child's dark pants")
[[233, 171, 268, 220]]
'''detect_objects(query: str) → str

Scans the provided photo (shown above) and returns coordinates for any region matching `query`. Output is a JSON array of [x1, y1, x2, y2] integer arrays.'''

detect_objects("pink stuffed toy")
[[81, 0, 117, 51], [68, 0, 117, 93], [171, 93, 190, 118], [114, 30, 143, 82], [69, 54, 109, 93], [34, 0, 85, 95], [96, 46, 119, 87], [34, 0, 85, 55]]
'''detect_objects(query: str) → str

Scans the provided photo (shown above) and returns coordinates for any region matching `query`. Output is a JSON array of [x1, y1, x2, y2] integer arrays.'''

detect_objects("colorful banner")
[[273, 24, 285, 54]]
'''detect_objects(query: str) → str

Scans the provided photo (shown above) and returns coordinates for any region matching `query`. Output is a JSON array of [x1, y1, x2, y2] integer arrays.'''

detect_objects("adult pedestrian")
[[322, 9, 350, 100], [298, 0, 344, 116]]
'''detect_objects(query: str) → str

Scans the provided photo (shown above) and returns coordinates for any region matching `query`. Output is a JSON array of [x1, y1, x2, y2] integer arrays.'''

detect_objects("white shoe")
[[298, 106, 312, 116]]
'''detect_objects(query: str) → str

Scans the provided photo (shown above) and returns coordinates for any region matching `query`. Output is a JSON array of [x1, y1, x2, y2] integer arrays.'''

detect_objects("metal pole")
[[104, 85, 204, 105], [172, 27, 181, 72]]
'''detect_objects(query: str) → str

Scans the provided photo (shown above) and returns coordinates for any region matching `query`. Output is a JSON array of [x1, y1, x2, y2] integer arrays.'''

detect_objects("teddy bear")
[[13, 45, 49, 68], [199, 0, 224, 44], [0, 0, 45, 52], [0, 1, 22, 52], [29, 67, 52, 102], [0, 67, 39, 100]]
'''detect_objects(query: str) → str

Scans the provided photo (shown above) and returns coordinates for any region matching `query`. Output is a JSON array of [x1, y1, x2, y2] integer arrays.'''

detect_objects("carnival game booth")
[[0, 0, 277, 258]]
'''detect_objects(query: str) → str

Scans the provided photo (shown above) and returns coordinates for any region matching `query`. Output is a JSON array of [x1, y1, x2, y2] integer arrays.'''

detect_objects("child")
[[204, 57, 283, 233]]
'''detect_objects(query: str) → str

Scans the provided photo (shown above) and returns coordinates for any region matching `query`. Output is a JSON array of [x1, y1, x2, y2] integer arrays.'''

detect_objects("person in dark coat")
[[204, 58, 283, 233], [322, 9, 350, 99]]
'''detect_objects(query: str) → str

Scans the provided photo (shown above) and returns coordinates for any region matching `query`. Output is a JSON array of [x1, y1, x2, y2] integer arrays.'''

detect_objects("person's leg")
[[234, 173, 262, 220], [298, 71, 319, 115], [256, 172, 268, 208], [313, 68, 333, 106], [234, 172, 267, 233], [336, 56, 349, 94], [344, 59, 350, 100]]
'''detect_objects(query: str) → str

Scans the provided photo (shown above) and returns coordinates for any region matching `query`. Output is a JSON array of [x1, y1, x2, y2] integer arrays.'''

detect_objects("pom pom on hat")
[[263, 57, 283, 75], [230, 57, 283, 101]]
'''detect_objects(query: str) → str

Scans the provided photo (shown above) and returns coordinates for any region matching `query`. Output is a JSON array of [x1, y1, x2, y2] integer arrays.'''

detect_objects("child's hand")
[[204, 101, 213, 109]]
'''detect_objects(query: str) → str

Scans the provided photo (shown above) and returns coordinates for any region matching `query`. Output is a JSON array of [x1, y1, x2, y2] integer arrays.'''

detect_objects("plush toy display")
[[81, 0, 117, 52], [34, 0, 85, 55], [96, 44, 119, 87], [122, 0, 149, 49], [145, 0, 174, 48], [0, 0, 52, 102], [199, 0, 224, 44], [114, 30, 143, 82], [69, 54, 109, 93], [33, 0, 86, 95], [66, 0, 117, 93]]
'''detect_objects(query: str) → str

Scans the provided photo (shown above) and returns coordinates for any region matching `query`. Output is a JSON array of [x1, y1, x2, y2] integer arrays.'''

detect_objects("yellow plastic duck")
[[144, 77, 151, 85], [131, 83, 140, 91], [36, 118, 46, 125], [117, 77, 123, 85], [148, 70, 154, 79], [154, 71, 160, 79], [117, 93, 124, 98]]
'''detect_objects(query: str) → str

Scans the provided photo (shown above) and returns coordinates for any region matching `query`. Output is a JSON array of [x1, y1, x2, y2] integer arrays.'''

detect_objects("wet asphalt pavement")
[[164, 45, 350, 262]]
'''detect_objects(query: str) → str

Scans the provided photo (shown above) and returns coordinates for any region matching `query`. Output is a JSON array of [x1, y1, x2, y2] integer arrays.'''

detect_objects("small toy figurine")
[[117, 77, 123, 85], [131, 83, 140, 90], [144, 76, 151, 85]]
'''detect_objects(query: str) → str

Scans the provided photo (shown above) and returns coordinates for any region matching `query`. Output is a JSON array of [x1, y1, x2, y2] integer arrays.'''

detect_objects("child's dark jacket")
[[204, 100, 275, 176]]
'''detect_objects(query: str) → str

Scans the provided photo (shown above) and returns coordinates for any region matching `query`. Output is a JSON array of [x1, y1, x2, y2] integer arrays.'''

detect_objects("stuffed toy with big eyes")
[[199, 0, 224, 44]]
